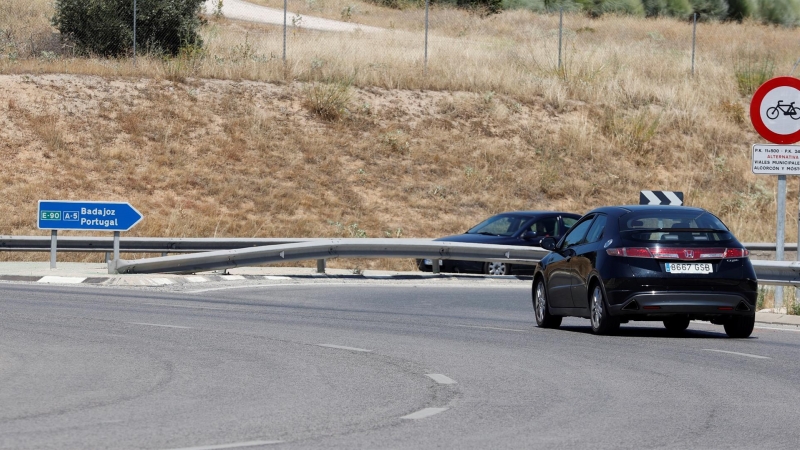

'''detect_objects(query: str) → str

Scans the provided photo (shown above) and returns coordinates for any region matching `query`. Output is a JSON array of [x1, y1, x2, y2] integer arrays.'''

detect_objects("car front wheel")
[[533, 279, 562, 328], [589, 284, 619, 335], [485, 261, 509, 276], [723, 315, 755, 338]]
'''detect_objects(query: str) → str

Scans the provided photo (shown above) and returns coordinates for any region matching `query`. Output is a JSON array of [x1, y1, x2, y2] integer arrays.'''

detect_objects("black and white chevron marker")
[[639, 190, 684, 205]]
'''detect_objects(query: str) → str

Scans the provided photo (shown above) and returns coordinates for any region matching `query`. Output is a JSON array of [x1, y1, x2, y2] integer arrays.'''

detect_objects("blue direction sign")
[[38, 200, 143, 231]]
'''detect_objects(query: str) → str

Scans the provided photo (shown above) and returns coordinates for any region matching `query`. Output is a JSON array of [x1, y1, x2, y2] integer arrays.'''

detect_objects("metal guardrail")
[[0, 236, 313, 253], [4, 235, 800, 285], [742, 242, 798, 251], [1, 236, 794, 253], [109, 239, 550, 275], [750, 260, 800, 286]]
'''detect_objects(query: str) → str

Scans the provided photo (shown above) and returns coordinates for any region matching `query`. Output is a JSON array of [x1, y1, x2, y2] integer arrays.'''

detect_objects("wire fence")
[[5, 0, 796, 92]]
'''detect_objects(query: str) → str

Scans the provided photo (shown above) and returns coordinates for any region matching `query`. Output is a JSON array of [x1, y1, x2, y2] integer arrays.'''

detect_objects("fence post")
[[283, 0, 287, 63], [133, 0, 137, 65], [691, 13, 696, 76], [424, 0, 429, 74], [558, 7, 563, 72]]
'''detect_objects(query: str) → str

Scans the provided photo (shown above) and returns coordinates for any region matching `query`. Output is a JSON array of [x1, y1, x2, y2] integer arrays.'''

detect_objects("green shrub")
[[364, 0, 422, 8], [455, 0, 505, 13], [502, 0, 547, 11], [643, 0, 693, 16], [689, 0, 729, 20], [726, 0, 756, 20], [666, 0, 694, 16], [598, 0, 646, 15], [52, 0, 206, 57], [758, 0, 800, 26]]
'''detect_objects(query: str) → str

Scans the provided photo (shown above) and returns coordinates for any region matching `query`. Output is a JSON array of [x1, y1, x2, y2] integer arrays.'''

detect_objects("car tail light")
[[723, 248, 749, 258], [606, 247, 653, 258], [606, 247, 749, 260]]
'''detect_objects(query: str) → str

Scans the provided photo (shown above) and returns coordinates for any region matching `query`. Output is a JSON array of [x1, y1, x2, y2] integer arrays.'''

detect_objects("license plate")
[[665, 263, 712, 274], [423, 259, 443, 266]]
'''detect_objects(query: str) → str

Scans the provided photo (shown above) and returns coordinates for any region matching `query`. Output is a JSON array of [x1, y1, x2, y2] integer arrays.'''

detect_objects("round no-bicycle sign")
[[750, 76, 800, 144]]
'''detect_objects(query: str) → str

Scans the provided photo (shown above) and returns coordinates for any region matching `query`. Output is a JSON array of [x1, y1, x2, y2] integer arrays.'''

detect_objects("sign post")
[[750, 76, 800, 310], [37, 200, 143, 270]]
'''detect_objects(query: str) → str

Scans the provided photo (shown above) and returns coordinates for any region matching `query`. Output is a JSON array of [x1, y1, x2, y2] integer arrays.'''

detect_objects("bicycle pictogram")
[[766, 100, 800, 120]]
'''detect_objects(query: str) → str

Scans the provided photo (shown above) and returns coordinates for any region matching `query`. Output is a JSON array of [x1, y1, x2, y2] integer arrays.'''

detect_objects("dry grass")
[[2, 1, 800, 271]]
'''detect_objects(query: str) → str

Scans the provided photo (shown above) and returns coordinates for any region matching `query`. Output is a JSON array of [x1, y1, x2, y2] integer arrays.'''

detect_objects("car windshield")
[[619, 210, 733, 243], [467, 214, 533, 237]]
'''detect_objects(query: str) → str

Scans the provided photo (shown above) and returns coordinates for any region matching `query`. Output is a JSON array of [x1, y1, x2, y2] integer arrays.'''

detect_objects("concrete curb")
[[755, 312, 800, 327]]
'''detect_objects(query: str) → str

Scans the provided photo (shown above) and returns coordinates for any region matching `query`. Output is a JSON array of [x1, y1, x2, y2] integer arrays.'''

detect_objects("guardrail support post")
[[432, 260, 440, 274], [316, 259, 326, 274], [50, 230, 57, 269], [113, 231, 120, 263]]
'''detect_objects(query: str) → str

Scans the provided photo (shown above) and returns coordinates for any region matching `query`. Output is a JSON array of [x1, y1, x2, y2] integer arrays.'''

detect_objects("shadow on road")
[[556, 325, 754, 340]]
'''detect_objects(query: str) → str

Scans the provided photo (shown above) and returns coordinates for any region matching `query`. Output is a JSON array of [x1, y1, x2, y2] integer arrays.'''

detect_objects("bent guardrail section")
[[1, 236, 795, 253], [109, 239, 550, 275]]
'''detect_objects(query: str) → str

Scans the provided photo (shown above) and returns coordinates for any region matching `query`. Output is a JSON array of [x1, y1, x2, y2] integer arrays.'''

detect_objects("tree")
[[52, 0, 206, 57]]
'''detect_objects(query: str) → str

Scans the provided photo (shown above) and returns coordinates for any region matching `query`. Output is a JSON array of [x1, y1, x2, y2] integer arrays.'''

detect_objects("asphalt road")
[[1, 279, 800, 449]]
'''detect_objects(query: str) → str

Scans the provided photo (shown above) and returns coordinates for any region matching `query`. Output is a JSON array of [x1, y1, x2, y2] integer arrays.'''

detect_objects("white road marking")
[[164, 439, 283, 450], [317, 344, 372, 352], [453, 324, 529, 333], [702, 349, 771, 359], [186, 282, 528, 294], [148, 278, 174, 285], [38, 276, 86, 284], [186, 276, 208, 283], [755, 325, 800, 333], [264, 276, 291, 280], [426, 374, 457, 385], [401, 407, 449, 420], [186, 283, 292, 294], [128, 322, 192, 330]]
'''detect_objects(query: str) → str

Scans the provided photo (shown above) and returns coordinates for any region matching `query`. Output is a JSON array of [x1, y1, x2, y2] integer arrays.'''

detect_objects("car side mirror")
[[540, 237, 556, 251], [522, 230, 538, 240]]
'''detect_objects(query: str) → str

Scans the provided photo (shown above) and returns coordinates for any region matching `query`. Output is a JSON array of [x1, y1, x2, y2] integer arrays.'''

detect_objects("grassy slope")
[[1, 1, 797, 270]]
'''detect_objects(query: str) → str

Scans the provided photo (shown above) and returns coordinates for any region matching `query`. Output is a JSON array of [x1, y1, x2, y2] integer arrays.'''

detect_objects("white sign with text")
[[752, 144, 800, 175]]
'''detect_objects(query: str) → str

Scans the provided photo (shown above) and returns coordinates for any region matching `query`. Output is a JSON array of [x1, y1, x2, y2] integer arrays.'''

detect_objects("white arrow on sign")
[[663, 191, 683, 205], [641, 191, 682, 205]]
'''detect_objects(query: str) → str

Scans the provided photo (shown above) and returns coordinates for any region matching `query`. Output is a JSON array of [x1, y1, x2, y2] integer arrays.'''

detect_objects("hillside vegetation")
[[1, 0, 800, 273]]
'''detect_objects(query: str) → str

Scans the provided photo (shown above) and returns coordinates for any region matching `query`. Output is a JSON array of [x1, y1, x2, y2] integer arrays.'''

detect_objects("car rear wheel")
[[589, 284, 619, 335], [663, 317, 690, 333], [723, 315, 755, 338], [534, 279, 562, 328], [485, 261, 509, 276]]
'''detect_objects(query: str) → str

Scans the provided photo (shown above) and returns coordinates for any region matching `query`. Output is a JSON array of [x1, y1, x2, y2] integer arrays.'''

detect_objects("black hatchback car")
[[418, 211, 581, 275], [532, 205, 757, 338]]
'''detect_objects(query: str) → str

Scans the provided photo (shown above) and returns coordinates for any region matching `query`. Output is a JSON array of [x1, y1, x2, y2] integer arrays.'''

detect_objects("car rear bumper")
[[609, 291, 755, 318]]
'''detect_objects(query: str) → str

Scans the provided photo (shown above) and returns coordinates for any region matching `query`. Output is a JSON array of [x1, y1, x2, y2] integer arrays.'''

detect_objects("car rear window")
[[619, 211, 733, 243]]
